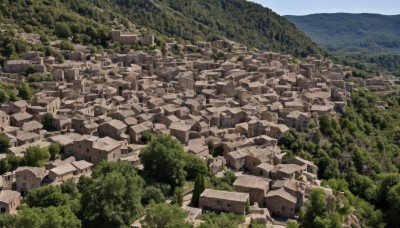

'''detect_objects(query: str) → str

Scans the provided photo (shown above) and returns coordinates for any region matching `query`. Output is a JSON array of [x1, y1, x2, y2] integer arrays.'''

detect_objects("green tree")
[[55, 23, 72, 38], [56, 54, 65, 64], [59, 41, 75, 51], [8, 90, 18, 102], [141, 186, 165, 205], [200, 212, 245, 228], [25, 64, 36, 74], [139, 134, 187, 188], [40, 36, 50, 45], [4, 43, 16, 57], [141, 131, 153, 143], [18, 82, 32, 100], [80, 161, 144, 228], [0, 90, 10, 103], [24, 146, 50, 167], [0, 133, 10, 152], [48, 143, 61, 160], [287, 220, 300, 228], [184, 154, 208, 180], [16, 206, 81, 228], [141, 203, 190, 228], [302, 188, 327, 227], [24, 185, 68, 208], [387, 183, 400, 227], [171, 187, 184, 207], [191, 174, 206, 207], [42, 113, 53, 130]]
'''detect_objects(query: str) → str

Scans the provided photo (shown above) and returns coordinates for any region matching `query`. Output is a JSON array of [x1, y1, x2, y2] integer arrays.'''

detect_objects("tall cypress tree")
[[191, 174, 207, 207]]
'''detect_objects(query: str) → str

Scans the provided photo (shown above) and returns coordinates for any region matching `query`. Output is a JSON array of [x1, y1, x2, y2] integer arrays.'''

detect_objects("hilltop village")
[[0, 29, 381, 226]]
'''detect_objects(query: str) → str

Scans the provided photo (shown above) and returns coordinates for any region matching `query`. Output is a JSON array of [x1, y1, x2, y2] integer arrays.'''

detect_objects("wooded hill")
[[286, 13, 400, 52], [0, 0, 322, 56]]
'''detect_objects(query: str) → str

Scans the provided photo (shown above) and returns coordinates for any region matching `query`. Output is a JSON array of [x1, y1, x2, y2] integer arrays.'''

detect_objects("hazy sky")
[[250, 0, 400, 16]]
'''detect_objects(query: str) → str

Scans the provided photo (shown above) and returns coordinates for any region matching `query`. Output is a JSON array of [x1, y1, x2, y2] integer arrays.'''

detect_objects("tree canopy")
[[79, 161, 144, 228], [140, 134, 207, 188]]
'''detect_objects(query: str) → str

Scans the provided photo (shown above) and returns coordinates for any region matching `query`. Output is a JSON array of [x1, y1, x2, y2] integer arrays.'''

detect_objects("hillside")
[[0, 0, 322, 56], [286, 13, 400, 52]]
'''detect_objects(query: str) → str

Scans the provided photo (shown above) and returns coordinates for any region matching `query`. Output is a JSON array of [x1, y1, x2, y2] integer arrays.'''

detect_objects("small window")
[[282, 205, 286, 212], [23, 175, 27, 180], [87, 149, 89, 153]]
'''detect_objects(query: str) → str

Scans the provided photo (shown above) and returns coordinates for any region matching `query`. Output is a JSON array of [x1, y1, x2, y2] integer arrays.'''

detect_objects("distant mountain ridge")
[[286, 13, 400, 52]]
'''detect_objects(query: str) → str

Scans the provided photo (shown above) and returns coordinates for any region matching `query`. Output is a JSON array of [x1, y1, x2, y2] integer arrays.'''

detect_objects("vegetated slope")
[[0, 0, 323, 56], [286, 13, 400, 52]]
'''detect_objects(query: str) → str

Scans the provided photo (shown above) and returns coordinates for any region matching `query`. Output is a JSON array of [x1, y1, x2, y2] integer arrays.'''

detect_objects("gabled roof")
[[169, 122, 191, 132], [50, 163, 77, 176], [265, 188, 297, 203], [200, 189, 249, 203], [15, 166, 46, 178], [71, 160, 93, 170], [233, 175, 271, 190], [0, 190, 20, 204]]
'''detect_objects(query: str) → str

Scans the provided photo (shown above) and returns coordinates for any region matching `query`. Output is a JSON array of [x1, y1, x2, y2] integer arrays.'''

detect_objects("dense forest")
[[286, 14, 400, 76], [280, 89, 400, 227], [330, 52, 400, 77], [0, 0, 322, 57]]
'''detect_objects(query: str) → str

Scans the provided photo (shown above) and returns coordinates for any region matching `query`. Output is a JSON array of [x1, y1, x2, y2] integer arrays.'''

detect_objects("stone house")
[[52, 115, 71, 131], [253, 163, 275, 178], [64, 135, 122, 165], [233, 175, 271, 207], [219, 108, 246, 128], [0, 172, 13, 190], [0, 111, 10, 128], [48, 163, 77, 183], [265, 188, 297, 218], [31, 97, 61, 114], [226, 149, 249, 170], [21, 121, 43, 133], [270, 164, 304, 180], [15, 167, 46, 196], [0, 190, 21, 214], [284, 110, 311, 130], [98, 119, 128, 141], [71, 160, 93, 176], [15, 131, 41, 146], [169, 122, 192, 144], [129, 121, 152, 143], [266, 123, 289, 139], [208, 156, 226, 175], [48, 160, 93, 183], [216, 81, 235, 97], [199, 189, 249, 215], [286, 157, 318, 176], [11, 112, 33, 127], [3, 60, 30, 73], [244, 148, 275, 172]]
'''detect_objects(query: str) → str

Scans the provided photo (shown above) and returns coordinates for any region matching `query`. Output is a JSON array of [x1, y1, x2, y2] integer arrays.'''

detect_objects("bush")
[[141, 186, 165, 205]]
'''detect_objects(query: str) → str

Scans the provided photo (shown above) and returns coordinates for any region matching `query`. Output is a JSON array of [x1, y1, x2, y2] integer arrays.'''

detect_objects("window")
[[23, 175, 27, 180], [0, 207, 6, 214], [282, 205, 286, 212], [87, 149, 89, 153]]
